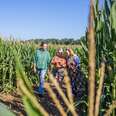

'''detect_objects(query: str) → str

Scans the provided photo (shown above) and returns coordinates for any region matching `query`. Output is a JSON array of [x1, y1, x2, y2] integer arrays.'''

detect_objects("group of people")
[[33, 42, 82, 98]]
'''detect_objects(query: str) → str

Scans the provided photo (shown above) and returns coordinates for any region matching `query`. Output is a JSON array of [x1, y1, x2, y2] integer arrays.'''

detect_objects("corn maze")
[[0, 0, 116, 116]]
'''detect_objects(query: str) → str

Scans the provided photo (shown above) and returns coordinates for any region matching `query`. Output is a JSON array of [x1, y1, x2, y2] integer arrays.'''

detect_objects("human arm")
[[33, 50, 37, 73], [47, 52, 52, 71], [74, 55, 80, 67]]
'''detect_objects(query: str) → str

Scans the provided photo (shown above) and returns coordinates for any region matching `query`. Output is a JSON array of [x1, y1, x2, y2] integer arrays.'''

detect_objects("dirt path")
[[0, 84, 70, 116], [0, 93, 25, 115]]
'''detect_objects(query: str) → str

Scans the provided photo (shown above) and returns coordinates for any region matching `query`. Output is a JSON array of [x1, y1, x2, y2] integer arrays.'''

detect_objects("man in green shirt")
[[33, 42, 51, 95]]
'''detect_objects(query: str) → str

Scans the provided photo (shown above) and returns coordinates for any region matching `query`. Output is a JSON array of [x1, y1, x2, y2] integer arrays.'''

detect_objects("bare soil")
[[0, 84, 73, 116]]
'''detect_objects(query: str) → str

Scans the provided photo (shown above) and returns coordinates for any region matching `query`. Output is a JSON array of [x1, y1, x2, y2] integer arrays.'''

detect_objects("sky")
[[0, 0, 90, 40]]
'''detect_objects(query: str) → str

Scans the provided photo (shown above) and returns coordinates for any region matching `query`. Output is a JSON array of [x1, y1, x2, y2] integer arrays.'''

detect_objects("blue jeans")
[[37, 69, 47, 94]]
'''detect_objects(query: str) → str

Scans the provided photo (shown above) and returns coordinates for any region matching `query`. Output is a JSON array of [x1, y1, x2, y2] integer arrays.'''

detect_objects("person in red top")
[[51, 48, 66, 82]]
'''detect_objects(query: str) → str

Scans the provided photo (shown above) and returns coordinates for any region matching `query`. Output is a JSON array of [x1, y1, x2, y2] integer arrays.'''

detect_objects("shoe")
[[38, 93, 44, 97], [33, 89, 44, 97]]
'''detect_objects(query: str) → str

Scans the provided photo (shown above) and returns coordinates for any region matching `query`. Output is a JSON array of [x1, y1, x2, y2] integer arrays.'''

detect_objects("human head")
[[66, 48, 74, 56], [56, 48, 63, 56], [40, 42, 48, 50]]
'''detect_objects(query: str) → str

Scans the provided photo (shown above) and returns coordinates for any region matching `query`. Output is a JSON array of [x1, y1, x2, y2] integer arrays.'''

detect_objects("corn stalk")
[[87, 0, 96, 116]]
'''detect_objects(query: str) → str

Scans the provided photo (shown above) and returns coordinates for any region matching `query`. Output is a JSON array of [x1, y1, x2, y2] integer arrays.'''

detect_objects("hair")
[[66, 48, 75, 56], [40, 41, 48, 46], [57, 48, 63, 53]]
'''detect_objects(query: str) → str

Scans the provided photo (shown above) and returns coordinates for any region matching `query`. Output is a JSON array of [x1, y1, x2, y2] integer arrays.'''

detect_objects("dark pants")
[[52, 68, 65, 82]]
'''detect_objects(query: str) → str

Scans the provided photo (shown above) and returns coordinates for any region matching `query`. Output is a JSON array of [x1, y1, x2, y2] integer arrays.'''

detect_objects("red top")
[[51, 56, 66, 68]]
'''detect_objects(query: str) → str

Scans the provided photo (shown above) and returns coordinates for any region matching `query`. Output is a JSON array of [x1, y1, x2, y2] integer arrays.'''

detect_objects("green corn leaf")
[[110, 1, 116, 32], [74, 101, 88, 107], [94, 0, 99, 17], [104, 0, 110, 17], [13, 49, 33, 93], [23, 96, 42, 116], [80, 41, 88, 53]]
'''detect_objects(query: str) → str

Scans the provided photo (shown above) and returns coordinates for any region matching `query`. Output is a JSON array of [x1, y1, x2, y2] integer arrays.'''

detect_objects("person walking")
[[51, 48, 66, 84], [33, 42, 51, 96], [66, 48, 87, 115], [66, 48, 82, 98]]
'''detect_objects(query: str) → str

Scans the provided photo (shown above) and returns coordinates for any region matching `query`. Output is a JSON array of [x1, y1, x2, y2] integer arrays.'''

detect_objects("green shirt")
[[34, 48, 51, 70]]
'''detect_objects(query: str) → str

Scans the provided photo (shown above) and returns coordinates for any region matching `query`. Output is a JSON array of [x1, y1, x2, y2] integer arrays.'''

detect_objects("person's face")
[[59, 52, 63, 56], [42, 44, 48, 50], [66, 50, 70, 56], [57, 51, 63, 57]]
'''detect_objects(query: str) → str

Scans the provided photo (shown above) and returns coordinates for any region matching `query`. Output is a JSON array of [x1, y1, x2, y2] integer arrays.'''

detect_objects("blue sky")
[[0, 0, 90, 40]]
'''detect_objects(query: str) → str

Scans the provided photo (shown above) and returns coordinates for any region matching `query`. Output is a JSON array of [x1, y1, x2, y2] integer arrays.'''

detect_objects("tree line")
[[26, 36, 85, 45]]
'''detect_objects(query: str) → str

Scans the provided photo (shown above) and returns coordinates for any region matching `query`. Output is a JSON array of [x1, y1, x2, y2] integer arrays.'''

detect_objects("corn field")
[[0, 0, 116, 116]]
